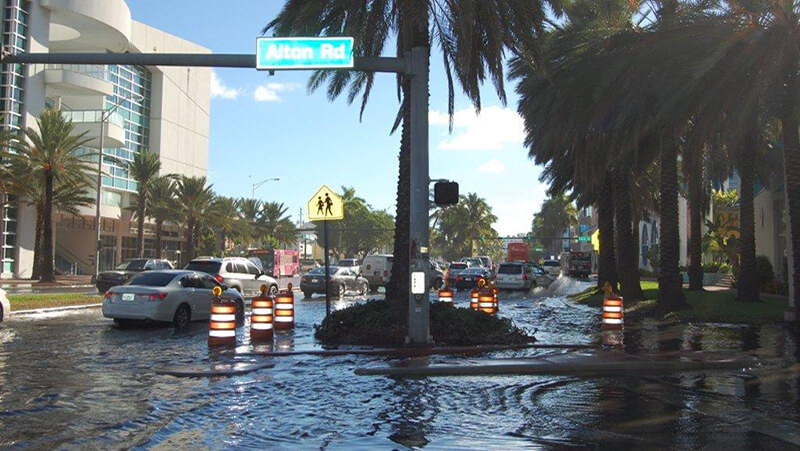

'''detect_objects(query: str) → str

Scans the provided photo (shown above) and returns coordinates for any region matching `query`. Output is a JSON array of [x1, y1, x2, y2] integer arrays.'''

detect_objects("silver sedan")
[[101, 270, 245, 329]]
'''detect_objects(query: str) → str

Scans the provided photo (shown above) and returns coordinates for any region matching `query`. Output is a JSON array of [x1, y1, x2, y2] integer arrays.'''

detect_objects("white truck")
[[560, 250, 598, 279]]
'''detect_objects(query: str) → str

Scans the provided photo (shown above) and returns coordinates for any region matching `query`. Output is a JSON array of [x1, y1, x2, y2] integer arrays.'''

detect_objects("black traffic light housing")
[[434, 181, 459, 206]]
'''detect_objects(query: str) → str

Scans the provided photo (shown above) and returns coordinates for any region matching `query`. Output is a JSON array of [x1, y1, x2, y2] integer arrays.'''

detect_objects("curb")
[[12, 303, 102, 316]]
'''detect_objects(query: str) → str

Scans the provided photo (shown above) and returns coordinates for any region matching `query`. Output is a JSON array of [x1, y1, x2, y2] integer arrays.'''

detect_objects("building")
[[1, 0, 210, 278]]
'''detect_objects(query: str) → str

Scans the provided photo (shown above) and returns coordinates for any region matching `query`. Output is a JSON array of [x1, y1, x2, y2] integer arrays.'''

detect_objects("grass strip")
[[9, 293, 103, 311]]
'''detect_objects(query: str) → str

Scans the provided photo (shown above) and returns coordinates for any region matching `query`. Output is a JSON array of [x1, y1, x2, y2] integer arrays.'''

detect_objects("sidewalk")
[[0, 275, 95, 294], [704, 284, 790, 302]]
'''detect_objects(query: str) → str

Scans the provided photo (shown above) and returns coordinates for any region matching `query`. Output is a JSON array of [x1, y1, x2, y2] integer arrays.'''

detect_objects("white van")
[[362, 254, 394, 291]]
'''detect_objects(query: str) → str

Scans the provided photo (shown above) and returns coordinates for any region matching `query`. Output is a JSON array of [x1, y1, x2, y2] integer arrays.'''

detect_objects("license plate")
[[311, 278, 318, 283], [465, 277, 472, 281], [122, 293, 135, 301]]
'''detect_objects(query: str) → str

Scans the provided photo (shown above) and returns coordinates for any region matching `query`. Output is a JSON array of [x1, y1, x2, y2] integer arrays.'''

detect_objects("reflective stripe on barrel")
[[601, 296, 624, 330], [208, 300, 237, 347], [478, 292, 496, 314], [274, 290, 295, 329], [469, 289, 480, 310], [250, 295, 274, 341], [438, 289, 454, 306]]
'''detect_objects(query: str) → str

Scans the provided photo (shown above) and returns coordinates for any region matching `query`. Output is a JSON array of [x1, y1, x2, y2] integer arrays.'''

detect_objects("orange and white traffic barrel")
[[274, 283, 295, 330], [490, 283, 500, 312], [250, 284, 274, 341], [208, 286, 237, 347], [478, 289, 497, 314], [469, 288, 480, 310], [601, 282, 624, 330], [438, 288, 454, 306]]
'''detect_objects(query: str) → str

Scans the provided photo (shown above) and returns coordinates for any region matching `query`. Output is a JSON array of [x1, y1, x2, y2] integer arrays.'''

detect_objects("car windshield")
[[308, 266, 338, 275], [479, 257, 490, 266], [126, 272, 176, 287], [543, 261, 560, 267], [449, 263, 467, 270], [115, 259, 147, 271], [185, 261, 222, 274], [461, 268, 485, 275], [498, 264, 523, 274]]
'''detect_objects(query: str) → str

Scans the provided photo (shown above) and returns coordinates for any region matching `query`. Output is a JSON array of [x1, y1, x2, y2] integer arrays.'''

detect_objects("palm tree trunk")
[[41, 171, 56, 282], [136, 191, 146, 258], [657, 136, 687, 310], [186, 218, 195, 261], [155, 221, 163, 259], [612, 168, 644, 302], [597, 171, 618, 291], [688, 153, 704, 291], [780, 69, 800, 322], [737, 129, 760, 302], [31, 208, 43, 280]]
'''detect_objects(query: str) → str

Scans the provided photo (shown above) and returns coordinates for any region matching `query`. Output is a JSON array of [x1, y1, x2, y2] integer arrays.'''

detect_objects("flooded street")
[[1, 278, 798, 449]]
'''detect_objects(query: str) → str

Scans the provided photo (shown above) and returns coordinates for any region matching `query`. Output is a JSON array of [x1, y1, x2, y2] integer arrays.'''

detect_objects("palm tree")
[[210, 196, 244, 255], [147, 175, 177, 260], [11, 108, 92, 282], [259, 201, 296, 248], [126, 150, 161, 258], [265, 0, 558, 318], [236, 198, 262, 247], [174, 176, 215, 262]]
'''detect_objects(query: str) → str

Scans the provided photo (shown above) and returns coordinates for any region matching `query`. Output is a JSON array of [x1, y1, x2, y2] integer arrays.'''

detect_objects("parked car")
[[184, 257, 278, 299], [461, 257, 484, 268], [101, 270, 245, 329], [453, 267, 493, 290], [428, 261, 444, 290], [93, 258, 174, 294], [362, 254, 394, 292], [300, 266, 369, 298], [542, 259, 561, 278], [445, 262, 471, 287], [300, 259, 320, 273], [0, 288, 9, 323], [494, 262, 534, 291], [528, 264, 554, 288]]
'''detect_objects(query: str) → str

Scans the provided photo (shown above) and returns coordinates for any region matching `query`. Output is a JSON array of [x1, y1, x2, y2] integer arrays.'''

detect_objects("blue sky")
[[128, 0, 549, 236]]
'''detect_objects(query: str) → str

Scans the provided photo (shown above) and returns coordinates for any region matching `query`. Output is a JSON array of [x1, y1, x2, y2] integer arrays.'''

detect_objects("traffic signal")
[[434, 181, 459, 206]]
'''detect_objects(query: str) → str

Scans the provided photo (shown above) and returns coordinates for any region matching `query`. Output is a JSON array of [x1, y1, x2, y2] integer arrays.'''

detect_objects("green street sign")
[[578, 236, 591, 242], [256, 37, 354, 70], [534, 247, 544, 252]]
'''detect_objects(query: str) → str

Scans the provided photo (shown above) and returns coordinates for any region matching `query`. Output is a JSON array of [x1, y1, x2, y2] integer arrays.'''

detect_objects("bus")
[[247, 248, 300, 277]]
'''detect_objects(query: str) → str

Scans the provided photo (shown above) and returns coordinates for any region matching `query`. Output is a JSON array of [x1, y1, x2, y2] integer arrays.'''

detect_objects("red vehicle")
[[507, 242, 529, 263], [247, 248, 300, 277]]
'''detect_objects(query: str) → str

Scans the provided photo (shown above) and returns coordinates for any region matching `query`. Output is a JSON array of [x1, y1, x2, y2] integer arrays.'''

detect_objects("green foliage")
[[530, 194, 577, 255], [702, 261, 731, 274], [432, 193, 499, 262], [315, 186, 393, 259], [313, 300, 533, 346], [754, 255, 775, 291], [646, 244, 660, 276]]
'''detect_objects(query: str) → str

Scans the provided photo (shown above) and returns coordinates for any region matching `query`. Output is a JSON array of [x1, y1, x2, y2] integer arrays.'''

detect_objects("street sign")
[[256, 37, 354, 70], [308, 185, 344, 221], [578, 236, 591, 242], [534, 247, 544, 252]]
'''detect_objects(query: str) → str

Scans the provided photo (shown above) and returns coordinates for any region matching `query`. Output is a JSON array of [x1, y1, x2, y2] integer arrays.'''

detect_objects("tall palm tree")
[[147, 175, 177, 260], [236, 197, 262, 247], [259, 201, 296, 247], [11, 108, 92, 282], [210, 196, 243, 255], [265, 0, 558, 318], [174, 176, 215, 262], [126, 150, 161, 258]]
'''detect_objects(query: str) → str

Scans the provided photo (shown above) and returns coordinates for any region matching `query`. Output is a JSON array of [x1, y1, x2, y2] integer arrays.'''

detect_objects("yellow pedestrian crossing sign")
[[308, 185, 344, 221]]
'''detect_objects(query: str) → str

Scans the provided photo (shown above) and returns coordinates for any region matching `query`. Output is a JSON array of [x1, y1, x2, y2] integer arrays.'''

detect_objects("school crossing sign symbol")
[[308, 185, 344, 221]]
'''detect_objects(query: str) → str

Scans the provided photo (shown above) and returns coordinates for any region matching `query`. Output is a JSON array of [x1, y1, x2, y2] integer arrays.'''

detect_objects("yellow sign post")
[[307, 185, 344, 317], [307, 185, 344, 221]]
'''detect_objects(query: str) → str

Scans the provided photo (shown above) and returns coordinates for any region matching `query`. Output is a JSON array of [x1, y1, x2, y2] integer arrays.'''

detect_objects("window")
[[225, 262, 234, 273], [128, 272, 176, 287], [234, 262, 248, 274], [186, 261, 221, 274], [246, 263, 261, 275]]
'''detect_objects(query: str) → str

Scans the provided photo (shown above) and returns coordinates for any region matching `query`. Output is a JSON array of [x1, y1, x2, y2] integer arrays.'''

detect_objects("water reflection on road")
[[0, 278, 797, 449]]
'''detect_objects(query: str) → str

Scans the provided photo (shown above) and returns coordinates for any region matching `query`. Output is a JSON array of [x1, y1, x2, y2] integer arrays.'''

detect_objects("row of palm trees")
[[0, 107, 295, 282], [267, 1, 800, 321]]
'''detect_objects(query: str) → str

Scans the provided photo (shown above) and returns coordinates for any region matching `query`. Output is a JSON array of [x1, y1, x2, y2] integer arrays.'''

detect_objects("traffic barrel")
[[208, 286, 237, 347], [274, 283, 295, 330], [469, 288, 480, 310], [438, 288, 454, 306], [478, 289, 497, 314], [490, 283, 500, 312], [250, 284, 274, 341], [601, 282, 624, 331]]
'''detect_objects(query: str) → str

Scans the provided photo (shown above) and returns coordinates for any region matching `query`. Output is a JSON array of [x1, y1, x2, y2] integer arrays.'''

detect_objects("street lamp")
[[94, 94, 143, 277], [250, 176, 280, 198]]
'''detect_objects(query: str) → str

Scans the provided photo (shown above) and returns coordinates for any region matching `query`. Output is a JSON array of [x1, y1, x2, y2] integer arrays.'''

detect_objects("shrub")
[[646, 245, 660, 275], [755, 255, 776, 291], [702, 261, 730, 273]]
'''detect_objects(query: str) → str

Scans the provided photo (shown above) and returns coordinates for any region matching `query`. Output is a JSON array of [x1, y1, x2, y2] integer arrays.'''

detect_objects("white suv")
[[185, 257, 279, 299], [542, 260, 561, 278]]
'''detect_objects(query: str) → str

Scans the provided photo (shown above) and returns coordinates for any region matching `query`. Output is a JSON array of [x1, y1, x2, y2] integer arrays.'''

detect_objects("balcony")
[[62, 109, 125, 148], [44, 64, 114, 97]]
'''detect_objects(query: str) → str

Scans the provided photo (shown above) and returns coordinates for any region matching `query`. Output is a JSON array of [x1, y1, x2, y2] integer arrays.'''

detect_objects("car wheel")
[[368, 286, 379, 294], [303, 290, 313, 299], [173, 304, 191, 330], [113, 318, 134, 329], [433, 278, 443, 290], [269, 285, 279, 296], [338, 283, 346, 298], [359, 282, 368, 296]]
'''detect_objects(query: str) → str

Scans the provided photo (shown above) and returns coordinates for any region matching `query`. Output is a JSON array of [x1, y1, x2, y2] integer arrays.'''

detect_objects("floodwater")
[[0, 277, 798, 449]]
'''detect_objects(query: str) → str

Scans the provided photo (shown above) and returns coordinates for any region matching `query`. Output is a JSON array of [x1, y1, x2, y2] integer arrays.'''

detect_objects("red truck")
[[507, 242, 529, 263]]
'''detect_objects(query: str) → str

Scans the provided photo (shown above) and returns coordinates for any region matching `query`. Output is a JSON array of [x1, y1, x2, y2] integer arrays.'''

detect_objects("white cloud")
[[210, 71, 241, 99], [477, 158, 506, 174], [253, 82, 300, 102], [429, 105, 525, 151]]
